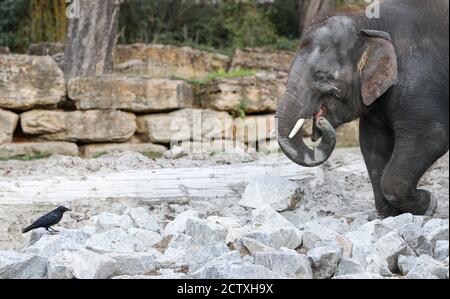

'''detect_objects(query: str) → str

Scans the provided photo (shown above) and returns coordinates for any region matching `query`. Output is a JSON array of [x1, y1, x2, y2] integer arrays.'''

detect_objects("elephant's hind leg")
[[381, 123, 448, 215]]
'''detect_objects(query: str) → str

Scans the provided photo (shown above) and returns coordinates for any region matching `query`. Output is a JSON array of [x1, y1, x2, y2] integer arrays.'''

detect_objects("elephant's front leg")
[[360, 115, 402, 218], [381, 122, 448, 215]]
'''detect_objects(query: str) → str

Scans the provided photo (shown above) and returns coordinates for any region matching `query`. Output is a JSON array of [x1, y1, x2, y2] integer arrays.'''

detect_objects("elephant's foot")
[[383, 189, 436, 217], [376, 204, 403, 219]]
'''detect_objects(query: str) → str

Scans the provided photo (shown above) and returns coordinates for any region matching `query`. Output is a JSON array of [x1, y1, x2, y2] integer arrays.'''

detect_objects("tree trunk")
[[63, 0, 121, 79], [298, 0, 336, 36]]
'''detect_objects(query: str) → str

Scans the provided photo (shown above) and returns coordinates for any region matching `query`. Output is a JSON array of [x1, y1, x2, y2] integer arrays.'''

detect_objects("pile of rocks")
[[1, 203, 448, 279], [0, 44, 360, 160]]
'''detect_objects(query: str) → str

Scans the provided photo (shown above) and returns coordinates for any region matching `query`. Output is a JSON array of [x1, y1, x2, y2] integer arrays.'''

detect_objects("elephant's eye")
[[314, 72, 330, 84]]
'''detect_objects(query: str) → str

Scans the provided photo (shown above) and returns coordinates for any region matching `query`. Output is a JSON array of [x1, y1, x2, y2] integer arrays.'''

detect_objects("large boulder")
[[137, 109, 233, 144], [68, 76, 193, 113], [0, 251, 48, 279], [198, 72, 286, 114], [21, 110, 136, 143], [239, 175, 302, 212], [0, 55, 65, 110], [185, 218, 227, 247], [253, 248, 313, 278], [190, 252, 284, 279], [163, 210, 200, 236], [0, 142, 79, 159], [230, 48, 295, 72], [48, 249, 116, 279], [307, 245, 343, 279], [113, 44, 231, 79], [23, 235, 84, 258], [106, 252, 159, 276], [0, 109, 18, 144]]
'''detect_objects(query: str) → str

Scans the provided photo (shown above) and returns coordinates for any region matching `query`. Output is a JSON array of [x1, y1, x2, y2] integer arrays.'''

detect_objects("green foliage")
[[220, 0, 278, 49], [2, 0, 301, 53], [119, 0, 299, 52], [230, 99, 248, 119], [0, 0, 28, 50], [0, 154, 48, 161], [187, 68, 256, 86], [0, 0, 67, 52]]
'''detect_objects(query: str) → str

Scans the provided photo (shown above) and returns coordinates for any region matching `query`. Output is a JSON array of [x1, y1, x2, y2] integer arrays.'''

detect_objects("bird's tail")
[[22, 226, 33, 233]]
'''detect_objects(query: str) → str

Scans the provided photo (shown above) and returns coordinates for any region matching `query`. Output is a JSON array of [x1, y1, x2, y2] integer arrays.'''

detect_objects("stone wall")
[[0, 44, 360, 159]]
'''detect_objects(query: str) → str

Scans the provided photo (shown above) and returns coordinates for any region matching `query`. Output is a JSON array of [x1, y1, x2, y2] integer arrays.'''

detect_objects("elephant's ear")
[[358, 30, 398, 106]]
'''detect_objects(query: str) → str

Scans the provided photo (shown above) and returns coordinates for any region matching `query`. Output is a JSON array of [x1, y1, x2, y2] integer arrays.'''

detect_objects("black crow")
[[22, 206, 71, 234]]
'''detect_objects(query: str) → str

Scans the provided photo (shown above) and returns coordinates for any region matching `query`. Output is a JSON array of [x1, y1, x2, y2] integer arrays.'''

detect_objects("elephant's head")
[[276, 16, 398, 167]]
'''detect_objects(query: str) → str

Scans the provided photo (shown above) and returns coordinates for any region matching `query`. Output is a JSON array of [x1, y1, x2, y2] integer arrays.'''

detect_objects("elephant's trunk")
[[276, 93, 337, 167]]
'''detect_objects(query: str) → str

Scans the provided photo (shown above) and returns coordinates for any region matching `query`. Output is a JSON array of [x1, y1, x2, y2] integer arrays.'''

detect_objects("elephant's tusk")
[[289, 119, 305, 139]]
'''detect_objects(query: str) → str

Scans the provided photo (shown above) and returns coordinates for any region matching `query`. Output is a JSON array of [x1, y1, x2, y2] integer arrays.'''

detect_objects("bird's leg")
[[47, 227, 59, 234]]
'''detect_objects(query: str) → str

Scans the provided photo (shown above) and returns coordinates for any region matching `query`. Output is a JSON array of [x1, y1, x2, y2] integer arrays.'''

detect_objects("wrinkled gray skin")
[[276, 0, 449, 218]]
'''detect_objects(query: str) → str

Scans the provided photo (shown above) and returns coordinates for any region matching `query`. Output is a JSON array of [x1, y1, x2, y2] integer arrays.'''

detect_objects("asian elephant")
[[276, 0, 449, 218]]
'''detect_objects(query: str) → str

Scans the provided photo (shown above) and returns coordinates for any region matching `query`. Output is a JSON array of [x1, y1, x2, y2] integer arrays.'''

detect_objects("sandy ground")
[[0, 149, 448, 250]]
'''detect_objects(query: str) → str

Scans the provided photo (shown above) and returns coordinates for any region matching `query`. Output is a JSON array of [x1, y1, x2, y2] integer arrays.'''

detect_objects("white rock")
[[382, 213, 414, 230], [397, 255, 418, 275], [185, 218, 227, 246], [404, 255, 448, 279], [127, 228, 163, 252], [206, 216, 249, 244], [164, 145, 186, 159], [158, 234, 202, 267], [239, 176, 302, 212], [125, 207, 160, 232], [422, 219, 449, 246], [374, 231, 408, 273], [268, 226, 304, 250], [107, 252, 160, 276], [0, 251, 48, 279], [191, 257, 284, 279], [47, 250, 74, 279], [187, 244, 230, 273], [254, 248, 313, 278], [95, 212, 135, 233], [113, 269, 187, 279], [335, 257, 365, 276], [281, 209, 317, 230], [333, 273, 385, 279], [345, 220, 393, 265], [206, 216, 243, 228], [251, 205, 294, 229], [86, 229, 136, 253], [364, 252, 393, 277], [313, 217, 351, 234], [239, 237, 275, 255], [23, 235, 84, 258], [226, 225, 253, 244], [307, 246, 343, 279], [163, 210, 200, 236], [399, 223, 433, 256], [302, 221, 341, 250], [27, 228, 92, 247], [70, 250, 116, 279], [434, 240, 449, 262], [28, 229, 50, 246]]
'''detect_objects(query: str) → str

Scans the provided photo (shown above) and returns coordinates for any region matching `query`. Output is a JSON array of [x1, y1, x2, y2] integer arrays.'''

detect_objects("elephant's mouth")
[[288, 105, 327, 140], [278, 104, 336, 168]]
